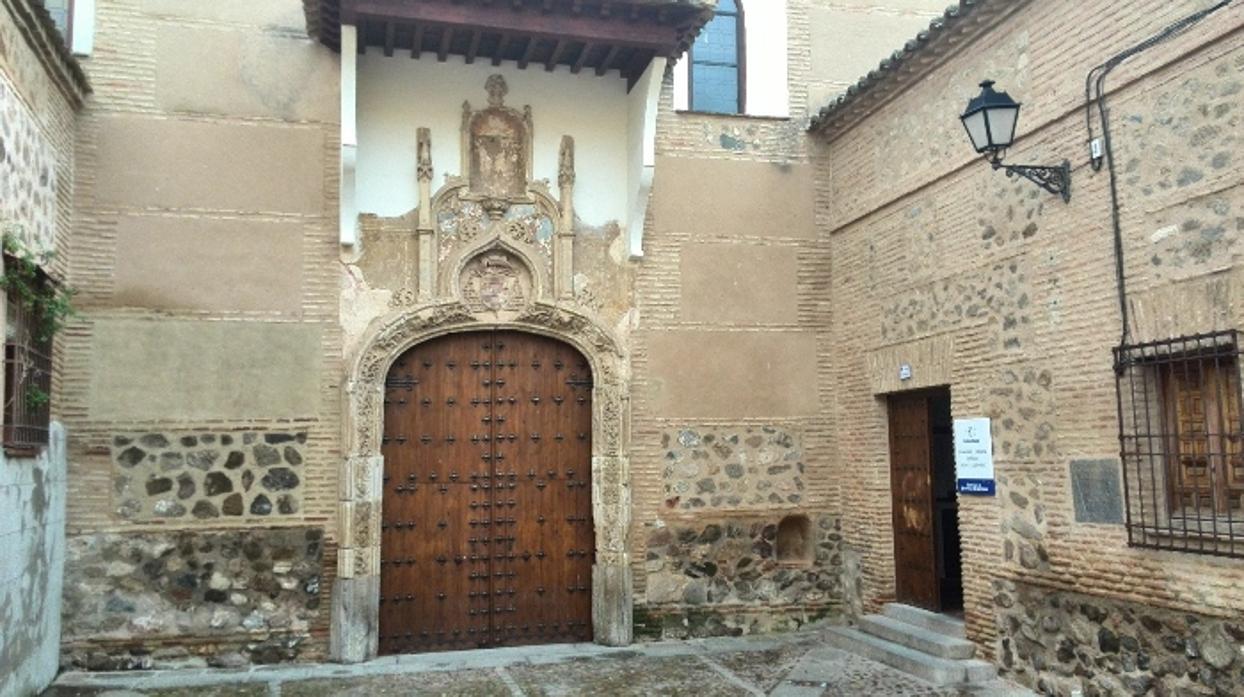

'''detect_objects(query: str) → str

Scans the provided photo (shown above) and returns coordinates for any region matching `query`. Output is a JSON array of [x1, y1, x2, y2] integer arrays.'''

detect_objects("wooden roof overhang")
[[305, 0, 716, 88]]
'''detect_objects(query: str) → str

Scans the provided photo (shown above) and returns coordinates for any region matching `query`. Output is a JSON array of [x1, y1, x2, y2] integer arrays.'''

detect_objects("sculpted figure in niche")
[[464, 75, 531, 201], [472, 115, 525, 198]]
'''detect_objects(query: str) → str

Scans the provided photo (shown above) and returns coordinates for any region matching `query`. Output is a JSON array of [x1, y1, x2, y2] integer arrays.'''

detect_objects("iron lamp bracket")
[[988, 155, 1072, 203]]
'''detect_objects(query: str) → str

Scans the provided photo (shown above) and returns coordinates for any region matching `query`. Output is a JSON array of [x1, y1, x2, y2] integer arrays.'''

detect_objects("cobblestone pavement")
[[45, 628, 1035, 697]]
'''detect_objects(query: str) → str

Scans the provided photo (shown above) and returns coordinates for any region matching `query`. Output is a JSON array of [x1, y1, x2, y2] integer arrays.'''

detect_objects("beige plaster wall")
[[111, 215, 305, 313], [679, 242, 801, 324], [87, 320, 323, 421]]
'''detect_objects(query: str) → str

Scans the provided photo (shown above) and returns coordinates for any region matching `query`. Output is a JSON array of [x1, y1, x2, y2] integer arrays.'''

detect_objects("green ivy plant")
[[0, 227, 76, 343]]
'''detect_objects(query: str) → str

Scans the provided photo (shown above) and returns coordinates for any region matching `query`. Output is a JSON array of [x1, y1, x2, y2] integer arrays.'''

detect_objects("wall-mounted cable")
[[1083, 0, 1234, 348]]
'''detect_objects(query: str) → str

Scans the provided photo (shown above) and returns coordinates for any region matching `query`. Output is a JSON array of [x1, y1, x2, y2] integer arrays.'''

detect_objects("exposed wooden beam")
[[544, 38, 566, 71], [624, 49, 653, 91], [437, 26, 453, 61], [412, 22, 425, 58], [465, 29, 482, 63], [492, 33, 511, 66], [595, 44, 619, 76], [347, 0, 679, 51], [517, 37, 537, 69], [571, 42, 593, 74], [383, 21, 396, 56]]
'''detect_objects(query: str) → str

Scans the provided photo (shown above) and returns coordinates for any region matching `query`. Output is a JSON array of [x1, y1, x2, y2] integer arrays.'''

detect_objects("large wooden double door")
[[379, 330, 594, 655]]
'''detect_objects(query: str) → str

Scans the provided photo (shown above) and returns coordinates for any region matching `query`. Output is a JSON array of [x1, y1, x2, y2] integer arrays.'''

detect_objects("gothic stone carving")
[[339, 301, 632, 653], [459, 251, 530, 313]]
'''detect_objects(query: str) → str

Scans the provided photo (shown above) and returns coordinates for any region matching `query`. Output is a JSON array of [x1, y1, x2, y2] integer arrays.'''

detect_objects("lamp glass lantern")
[[960, 80, 1021, 157]]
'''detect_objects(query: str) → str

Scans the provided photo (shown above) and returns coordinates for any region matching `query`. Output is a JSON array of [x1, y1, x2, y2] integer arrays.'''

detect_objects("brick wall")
[[629, 0, 948, 631], [817, 0, 1244, 691], [60, 0, 342, 667]]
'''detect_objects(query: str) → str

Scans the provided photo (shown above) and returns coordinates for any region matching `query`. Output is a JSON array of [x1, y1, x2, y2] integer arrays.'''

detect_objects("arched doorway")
[[378, 329, 595, 654]]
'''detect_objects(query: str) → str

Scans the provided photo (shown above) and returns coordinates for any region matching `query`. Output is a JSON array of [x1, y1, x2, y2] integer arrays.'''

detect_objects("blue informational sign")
[[953, 417, 995, 496], [957, 478, 996, 496]]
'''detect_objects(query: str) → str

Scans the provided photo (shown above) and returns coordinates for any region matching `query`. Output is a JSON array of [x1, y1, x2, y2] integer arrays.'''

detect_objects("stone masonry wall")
[[61, 526, 324, 670], [111, 431, 308, 521], [818, 0, 1244, 690], [661, 427, 805, 511], [994, 583, 1244, 697], [637, 514, 844, 639]]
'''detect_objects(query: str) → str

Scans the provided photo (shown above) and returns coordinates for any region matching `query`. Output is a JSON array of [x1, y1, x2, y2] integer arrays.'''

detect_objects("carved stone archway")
[[331, 75, 629, 661], [329, 300, 632, 662]]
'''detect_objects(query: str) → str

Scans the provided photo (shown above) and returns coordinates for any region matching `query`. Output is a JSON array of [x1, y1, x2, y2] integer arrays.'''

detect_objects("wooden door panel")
[[380, 334, 492, 654], [380, 330, 593, 655], [889, 393, 939, 611], [489, 332, 594, 646]]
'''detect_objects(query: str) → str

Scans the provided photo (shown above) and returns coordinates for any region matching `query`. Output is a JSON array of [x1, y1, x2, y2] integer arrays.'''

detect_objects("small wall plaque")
[[898, 363, 913, 381]]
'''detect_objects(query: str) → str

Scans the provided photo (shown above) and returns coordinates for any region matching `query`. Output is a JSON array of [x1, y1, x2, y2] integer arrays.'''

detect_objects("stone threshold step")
[[822, 627, 995, 687], [858, 614, 976, 660], [882, 603, 967, 639]]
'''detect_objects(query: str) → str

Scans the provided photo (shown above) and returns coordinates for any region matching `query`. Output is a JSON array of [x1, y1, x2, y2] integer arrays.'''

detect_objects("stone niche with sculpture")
[[401, 73, 579, 318]]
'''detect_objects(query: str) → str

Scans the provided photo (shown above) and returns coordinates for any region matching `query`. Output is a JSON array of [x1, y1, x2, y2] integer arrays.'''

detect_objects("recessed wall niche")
[[776, 514, 814, 566]]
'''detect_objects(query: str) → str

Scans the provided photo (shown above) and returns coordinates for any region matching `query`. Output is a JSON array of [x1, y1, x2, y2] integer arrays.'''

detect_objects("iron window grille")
[[1114, 331, 1244, 559], [3, 265, 54, 454]]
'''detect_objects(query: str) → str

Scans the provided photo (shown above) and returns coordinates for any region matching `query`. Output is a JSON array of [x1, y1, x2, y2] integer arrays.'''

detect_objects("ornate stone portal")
[[332, 76, 632, 662]]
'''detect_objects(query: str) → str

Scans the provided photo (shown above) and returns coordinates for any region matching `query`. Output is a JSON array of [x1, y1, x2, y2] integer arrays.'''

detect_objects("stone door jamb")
[[329, 300, 632, 662]]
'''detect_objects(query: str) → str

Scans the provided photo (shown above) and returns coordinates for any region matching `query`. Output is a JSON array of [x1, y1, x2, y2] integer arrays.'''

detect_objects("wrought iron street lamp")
[[961, 80, 1071, 203]]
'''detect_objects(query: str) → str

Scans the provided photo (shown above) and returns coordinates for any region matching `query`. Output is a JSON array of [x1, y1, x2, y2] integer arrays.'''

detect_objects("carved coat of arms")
[[461, 252, 527, 312]]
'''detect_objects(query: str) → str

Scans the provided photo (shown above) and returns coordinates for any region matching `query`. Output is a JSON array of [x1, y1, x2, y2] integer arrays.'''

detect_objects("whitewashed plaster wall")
[[0, 424, 67, 697], [356, 54, 631, 228]]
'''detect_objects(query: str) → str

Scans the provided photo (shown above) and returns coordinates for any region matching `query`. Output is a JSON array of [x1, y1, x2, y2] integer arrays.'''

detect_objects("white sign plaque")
[[953, 417, 995, 496]]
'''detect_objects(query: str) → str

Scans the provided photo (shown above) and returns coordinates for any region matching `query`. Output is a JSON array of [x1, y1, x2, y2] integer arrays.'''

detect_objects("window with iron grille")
[[1114, 331, 1244, 559], [3, 263, 54, 454]]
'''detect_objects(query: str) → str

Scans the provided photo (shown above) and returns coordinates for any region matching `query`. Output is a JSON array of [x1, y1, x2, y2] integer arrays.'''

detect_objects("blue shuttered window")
[[690, 0, 744, 114]]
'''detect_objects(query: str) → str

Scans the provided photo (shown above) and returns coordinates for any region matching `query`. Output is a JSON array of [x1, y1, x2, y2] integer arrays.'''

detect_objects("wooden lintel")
[[346, 0, 678, 52]]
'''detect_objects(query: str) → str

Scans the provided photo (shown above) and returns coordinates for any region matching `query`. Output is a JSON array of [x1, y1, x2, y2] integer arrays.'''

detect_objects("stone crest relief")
[[459, 251, 531, 314]]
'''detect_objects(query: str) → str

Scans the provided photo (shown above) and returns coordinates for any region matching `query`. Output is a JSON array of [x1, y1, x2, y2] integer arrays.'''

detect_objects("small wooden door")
[[888, 392, 939, 611], [379, 330, 594, 655]]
